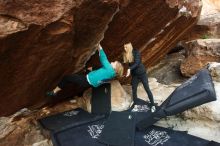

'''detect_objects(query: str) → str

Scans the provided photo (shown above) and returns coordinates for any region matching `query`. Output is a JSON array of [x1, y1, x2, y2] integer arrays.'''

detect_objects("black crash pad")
[[206, 141, 220, 146], [130, 98, 219, 146], [39, 106, 219, 146], [49, 111, 217, 146], [137, 69, 217, 131], [38, 108, 105, 132], [91, 83, 111, 114], [99, 111, 136, 146], [51, 118, 107, 146], [135, 125, 210, 146], [129, 98, 158, 124]]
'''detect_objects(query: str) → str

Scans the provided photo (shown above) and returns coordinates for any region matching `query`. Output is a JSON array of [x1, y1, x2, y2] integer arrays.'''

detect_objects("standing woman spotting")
[[123, 42, 156, 112]]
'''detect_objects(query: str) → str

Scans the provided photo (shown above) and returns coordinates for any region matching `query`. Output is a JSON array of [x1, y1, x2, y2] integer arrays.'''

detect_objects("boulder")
[[0, 0, 202, 116], [148, 50, 186, 85], [180, 39, 220, 77], [0, 110, 48, 146], [208, 62, 220, 82], [0, 0, 119, 116], [32, 140, 52, 146], [198, 0, 220, 38], [88, 0, 202, 68], [0, 101, 77, 146], [184, 0, 220, 40]]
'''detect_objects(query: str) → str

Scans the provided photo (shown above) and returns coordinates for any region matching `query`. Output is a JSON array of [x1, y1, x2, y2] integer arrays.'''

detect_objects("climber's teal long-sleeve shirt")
[[87, 47, 116, 87]]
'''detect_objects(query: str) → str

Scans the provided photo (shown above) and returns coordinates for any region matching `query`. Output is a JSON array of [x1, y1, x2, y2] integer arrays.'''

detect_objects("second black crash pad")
[[38, 108, 105, 132], [129, 98, 218, 146], [137, 69, 217, 131], [98, 99, 156, 146], [91, 83, 111, 114], [98, 111, 136, 146], [51, 118, 107, 146], [129, 98, 158, 124]]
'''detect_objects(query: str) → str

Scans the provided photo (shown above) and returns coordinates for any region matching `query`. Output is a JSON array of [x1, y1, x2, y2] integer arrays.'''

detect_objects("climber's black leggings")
[[131, 73, 155, 106], [58, 74, 91, 96]]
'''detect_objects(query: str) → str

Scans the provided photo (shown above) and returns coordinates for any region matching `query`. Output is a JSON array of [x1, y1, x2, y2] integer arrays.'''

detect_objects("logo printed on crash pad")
[[179, 74, 198, 89], [132, 105, 150, 112], [63, 110, 80, 117], [143, 129, 170, 146], [88, 124, 104, 139]]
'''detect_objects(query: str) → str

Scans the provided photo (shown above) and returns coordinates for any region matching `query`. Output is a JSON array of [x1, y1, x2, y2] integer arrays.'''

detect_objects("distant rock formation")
[[180, 39, 220, 77], [208, 62, 220, 82], [184, 0, 220, 40]]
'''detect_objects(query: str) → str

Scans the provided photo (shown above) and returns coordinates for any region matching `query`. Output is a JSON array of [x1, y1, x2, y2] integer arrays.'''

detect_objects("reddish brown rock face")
[[184, 0, 220, 40], [0, 0, 201, 116], [181, 39, 220, 77], [0, 0, 119, 116], [89, 0, 201, 67]]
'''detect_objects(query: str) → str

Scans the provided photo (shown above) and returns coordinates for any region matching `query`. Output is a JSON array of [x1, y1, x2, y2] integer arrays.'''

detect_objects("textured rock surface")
[[180, 39, 220, 77], [0, 0, 119, 116], [185, 0, 220, 40], [198, 0, 220, 38], [148, 50, 187, 84], [0, 0, 202, 116], [208, 62, 220, 82], [88, 0, 202, 67], [0, 101, 77, 146]]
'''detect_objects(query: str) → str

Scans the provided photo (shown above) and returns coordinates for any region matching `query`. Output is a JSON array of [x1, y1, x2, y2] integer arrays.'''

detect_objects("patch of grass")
[[201, 34, 209, 39]]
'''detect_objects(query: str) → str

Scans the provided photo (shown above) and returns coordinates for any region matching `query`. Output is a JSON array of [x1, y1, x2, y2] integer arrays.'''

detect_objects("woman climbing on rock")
[[47, 44, 124, 99]]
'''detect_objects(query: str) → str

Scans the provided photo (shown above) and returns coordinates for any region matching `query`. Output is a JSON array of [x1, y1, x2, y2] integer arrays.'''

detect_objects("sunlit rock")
[[180, 39, 220, 77]]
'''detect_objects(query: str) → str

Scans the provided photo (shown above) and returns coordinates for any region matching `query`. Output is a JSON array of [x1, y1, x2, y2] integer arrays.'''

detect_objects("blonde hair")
[[123, 42, 134, 63], [115, 61, 124, 77]]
